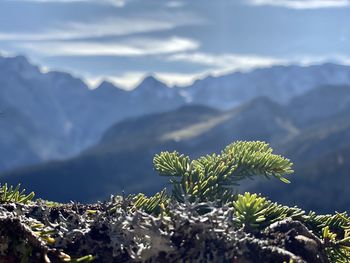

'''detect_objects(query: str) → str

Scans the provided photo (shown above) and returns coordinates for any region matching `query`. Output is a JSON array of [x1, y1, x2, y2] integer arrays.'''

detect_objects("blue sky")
[[0, 0, 350, 89]]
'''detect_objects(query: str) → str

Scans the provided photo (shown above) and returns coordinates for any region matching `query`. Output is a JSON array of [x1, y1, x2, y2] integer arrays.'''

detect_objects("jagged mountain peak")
[[0, 54, 40, 77], [131, 75, 183, 101], [135, 75, 168, 90], [0, 54, 30, 66], [45, 70, 83, 81], [95, 80, 126, 94]]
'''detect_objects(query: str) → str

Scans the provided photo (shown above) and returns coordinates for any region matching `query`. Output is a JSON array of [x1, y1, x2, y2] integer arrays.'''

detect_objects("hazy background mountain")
[[2, 55, 350, 170], [1, 54, 350, 213], [185, 63, 350, 109], [0, 55, 185, 172]]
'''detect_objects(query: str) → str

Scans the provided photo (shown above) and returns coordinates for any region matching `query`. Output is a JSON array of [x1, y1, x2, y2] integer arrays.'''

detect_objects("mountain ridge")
[[2, 53, 350, 175], [3, 84, 350, 214]]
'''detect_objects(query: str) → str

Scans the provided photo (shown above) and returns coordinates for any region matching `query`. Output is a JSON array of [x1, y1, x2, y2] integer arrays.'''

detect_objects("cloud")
[[0, 16, 191, 41], [19, 37, 200, 56], [168, 52, 350, 77], [168, 52, 285, 73], [166, 1, 186, 8], [7, 0, 127, 7], [153, 72, 205, 87], [0, 49, 13, 57], [76, 53, 350, 90], [84, 52, 287, 89], [85, 71, 206, 90], [85, 72, 145, 89], [155, 54, 350, 88], [245, 0, 350, 9], [292, 54, 350, 65], [0, 9, 203, 42]]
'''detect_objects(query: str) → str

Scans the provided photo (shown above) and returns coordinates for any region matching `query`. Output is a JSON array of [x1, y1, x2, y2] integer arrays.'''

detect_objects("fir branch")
[[132, 189, 169, 215], [222, 141, 293, 183], [304, 211, 350, 237], [0, 183, 35, 204], [153, 151, 190, 177], [153, 141, 293, 204], [232, 192, 304, 231], [322, 226, 350, 263]]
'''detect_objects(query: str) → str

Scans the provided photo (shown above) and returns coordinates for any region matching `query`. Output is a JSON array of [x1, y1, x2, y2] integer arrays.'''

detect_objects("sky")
[[0, 0, 350, 89]]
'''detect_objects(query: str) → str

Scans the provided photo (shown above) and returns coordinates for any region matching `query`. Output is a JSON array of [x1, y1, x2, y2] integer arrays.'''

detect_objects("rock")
[[0, 201, 331, 262]]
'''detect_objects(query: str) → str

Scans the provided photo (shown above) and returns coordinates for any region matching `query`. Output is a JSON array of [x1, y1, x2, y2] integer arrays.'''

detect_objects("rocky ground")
[[0, 196, 332, 263]]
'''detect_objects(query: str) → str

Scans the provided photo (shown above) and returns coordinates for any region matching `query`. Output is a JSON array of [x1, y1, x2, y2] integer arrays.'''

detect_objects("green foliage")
[[0, 183, 35, 204], [232, 193, 350, 261], [68, 255, 95, 263], [301, 212, 350, 262], [322, 226, 350, 262], [232, 192, 304, 231], [30, 218, 95, 262], [222, 141, 293, 183], [30, 222, 56, 245], [232, 192, 268, 230], [154, 141, 293, 203], [304, 211, 350, 237], [36, 198, 64, 207], [132, 189, 169, 215], [153, 151, 190, 177]]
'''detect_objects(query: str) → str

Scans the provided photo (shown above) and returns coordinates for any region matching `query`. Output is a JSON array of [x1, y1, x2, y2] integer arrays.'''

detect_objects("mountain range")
[[1, 54, 350, 213], [3, 83, 350, 214], [0, 55, 184, 172], [2, 55, 350, 173]]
